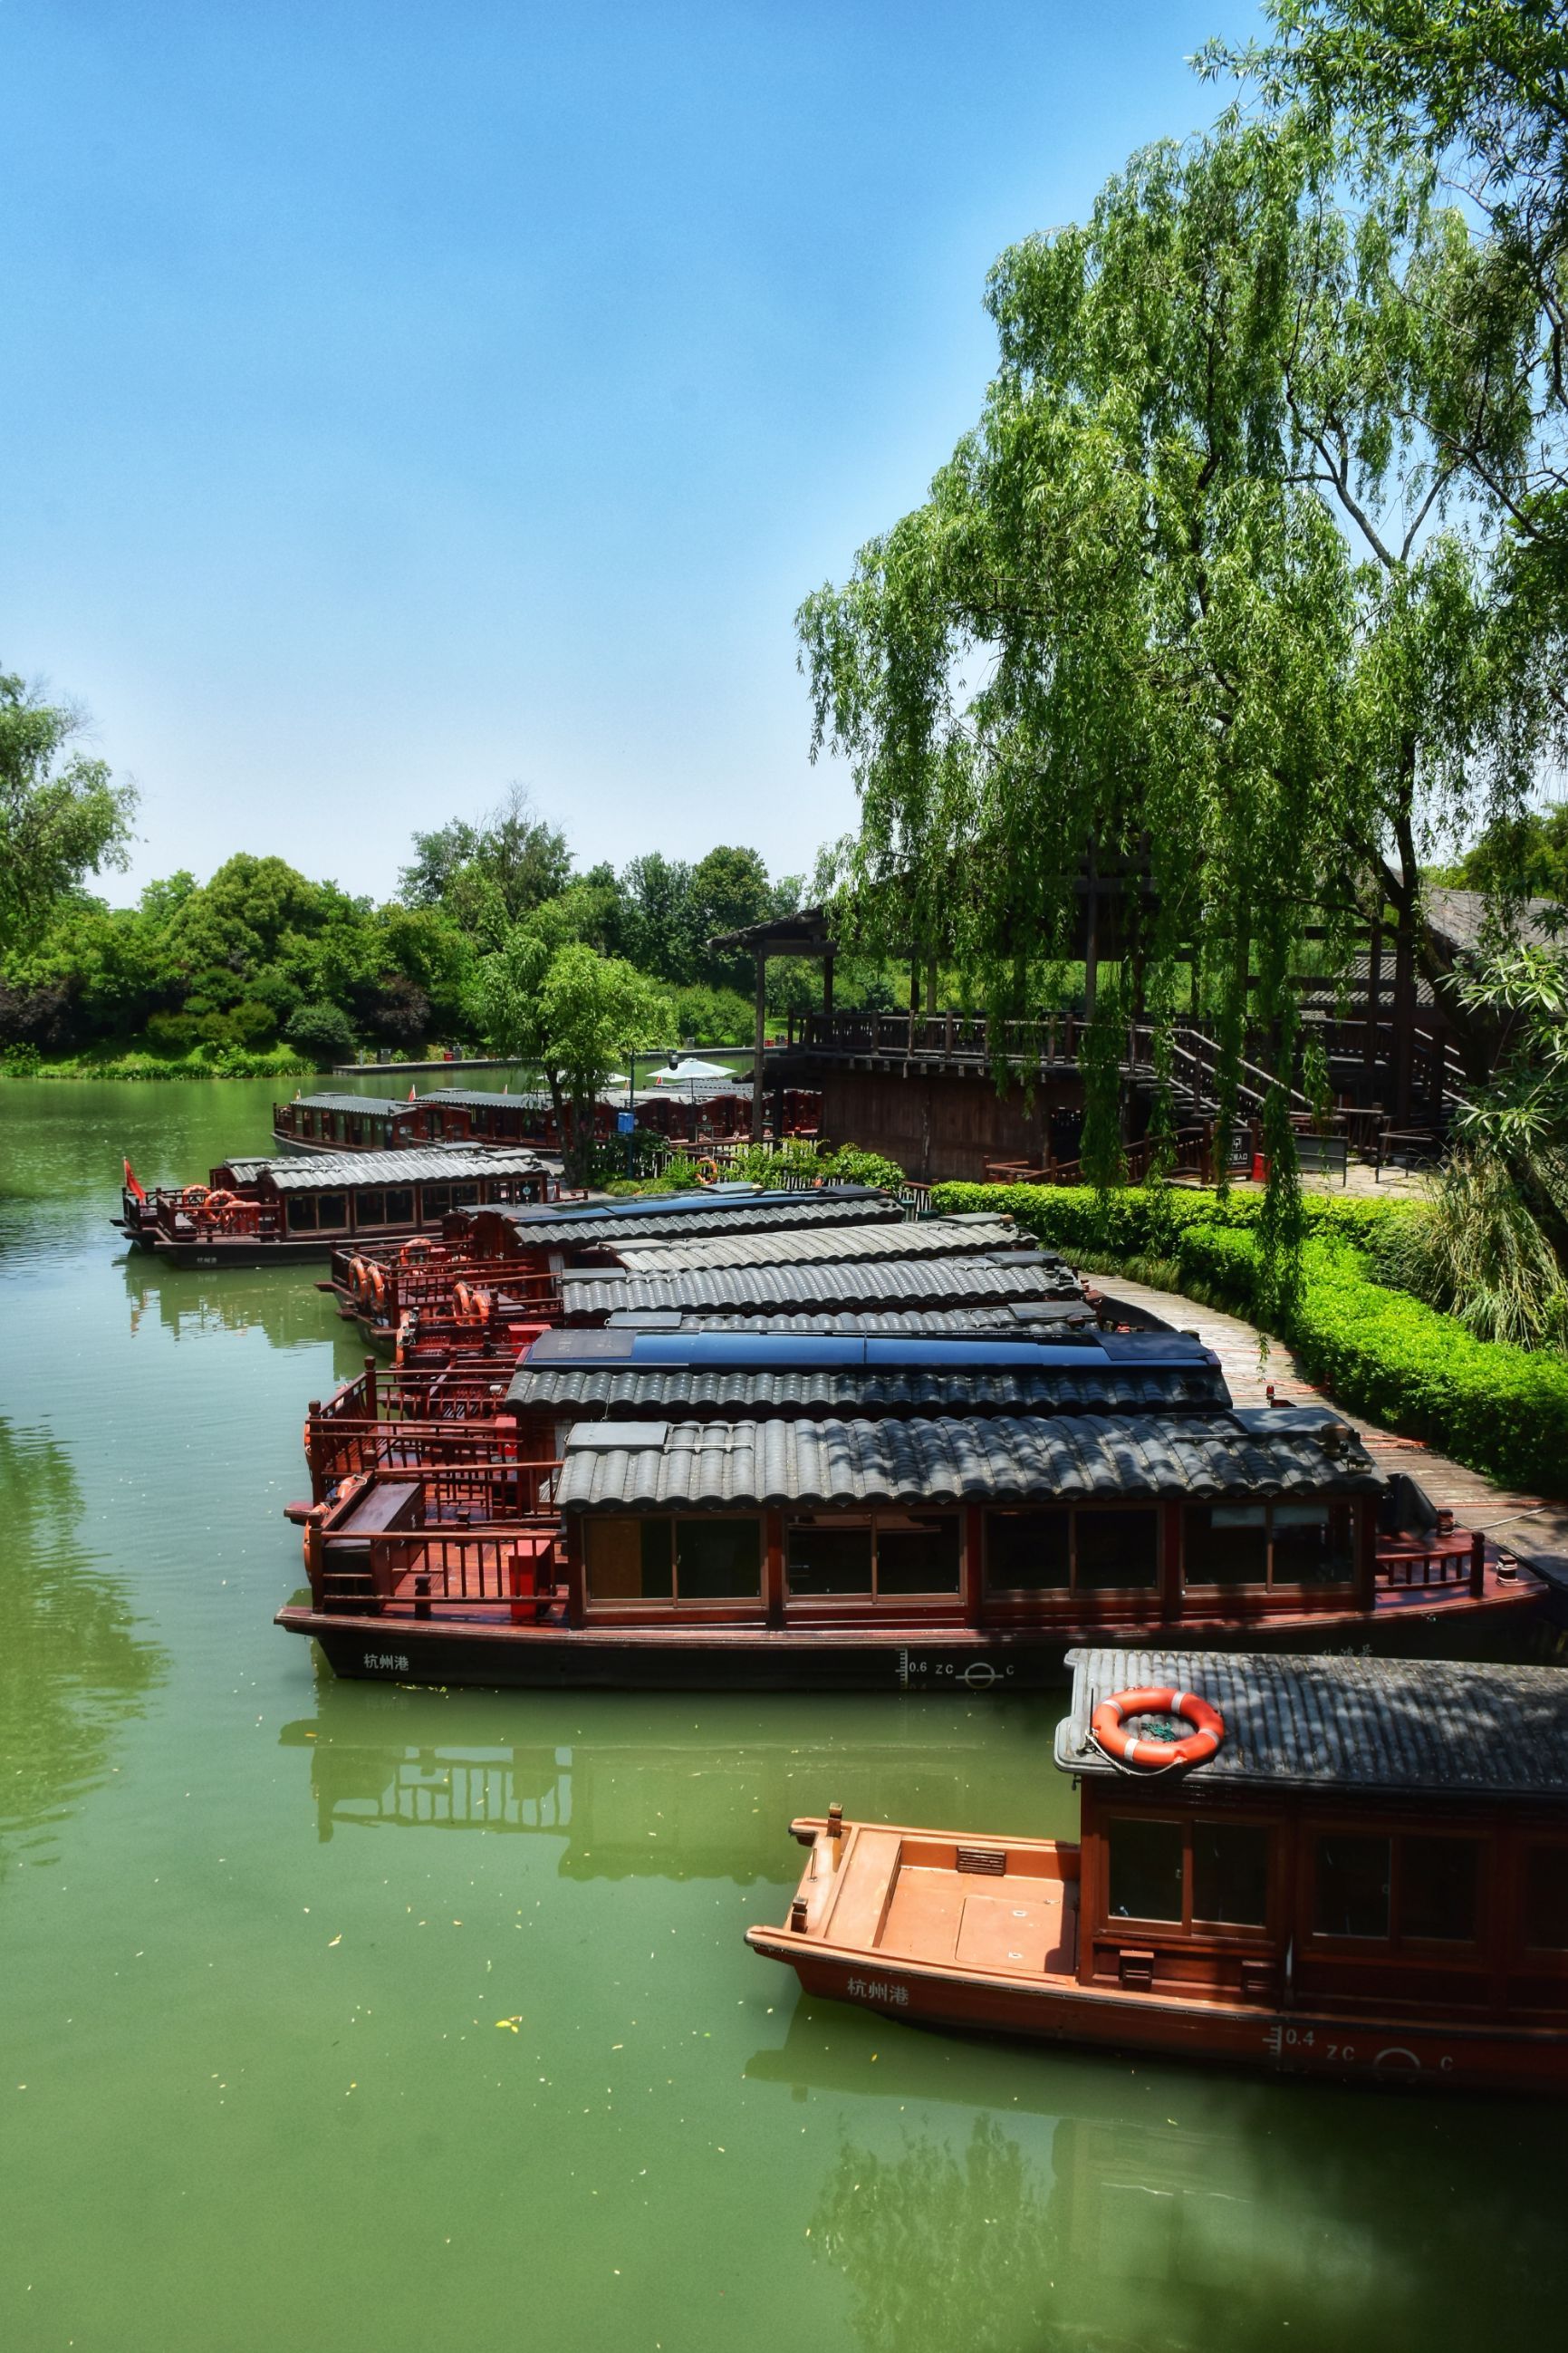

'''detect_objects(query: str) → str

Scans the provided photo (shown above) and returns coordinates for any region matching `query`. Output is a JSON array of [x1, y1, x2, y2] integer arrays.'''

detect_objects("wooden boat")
[[746, 1645, 1568, 2094], [117, 1148, 560, 1266], [274, 1405, 1543, 1690]]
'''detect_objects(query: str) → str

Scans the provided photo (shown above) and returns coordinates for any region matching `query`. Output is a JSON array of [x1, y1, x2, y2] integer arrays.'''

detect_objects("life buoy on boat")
[[400, 1239, 430, 1267], [1091, 1686, 1225, 1770], [202, 1190, 238, 1223], [695, 1158, 719, 1186], [369, 1263, 387, 1308], [181, 1184, 210, 1209], [347, 1256, 370, 1300]]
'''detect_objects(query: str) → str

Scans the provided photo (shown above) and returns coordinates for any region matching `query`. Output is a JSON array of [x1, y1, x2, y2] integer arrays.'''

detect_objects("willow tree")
[[799, 119, 1517, 1304]]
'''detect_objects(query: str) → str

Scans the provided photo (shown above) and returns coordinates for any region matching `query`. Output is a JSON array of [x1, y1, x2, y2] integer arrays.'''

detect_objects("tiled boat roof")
[[1059, 1648, 1568, 1803], [621, 1305, 1101, 1336], [560, 1256, 1084, 1321], [222, 1148, 549, 1188], [554, 1408, 1380, 1512], [489, 1195, 901, 1250], [282, 1094, 406, 1117], [511, 1361, 1229, 1417], [610, 1214, 1022, 1273]]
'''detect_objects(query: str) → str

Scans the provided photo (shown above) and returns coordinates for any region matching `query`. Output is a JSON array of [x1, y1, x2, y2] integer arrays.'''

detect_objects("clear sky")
[[0, 1, 1265, 904]]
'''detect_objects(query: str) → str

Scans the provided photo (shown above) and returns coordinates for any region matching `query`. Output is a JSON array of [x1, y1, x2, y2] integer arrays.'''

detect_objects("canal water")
[[0, 1076, 1562, 2353]]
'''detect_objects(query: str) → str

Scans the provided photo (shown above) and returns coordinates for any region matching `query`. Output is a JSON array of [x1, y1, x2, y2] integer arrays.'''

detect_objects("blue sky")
[[0, 1, 1265, 903]]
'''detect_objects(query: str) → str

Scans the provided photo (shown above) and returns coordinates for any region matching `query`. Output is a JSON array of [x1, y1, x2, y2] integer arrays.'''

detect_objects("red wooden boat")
[[746, 1646, 1568, 2094]]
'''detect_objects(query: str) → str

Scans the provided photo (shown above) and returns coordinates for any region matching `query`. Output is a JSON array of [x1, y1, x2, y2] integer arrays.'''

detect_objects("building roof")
[[221, 1148, 549, 1190], [622, 1304, 1101, 1336], [1422, 886, 1562, 964], [707, 905, 832, 957], [554, 1408, 1379, 1513], [559, 1255, 1085, 1323], [512, 1361, 1229, 1420], [610, 1212, 1022, 1274], [1058, 1647, 1568, 1804], [480, 1193, 901, 1251]]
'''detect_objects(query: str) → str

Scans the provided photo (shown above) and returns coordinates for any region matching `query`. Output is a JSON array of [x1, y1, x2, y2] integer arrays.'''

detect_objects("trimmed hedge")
[[931, 1181, 1568, 1496]]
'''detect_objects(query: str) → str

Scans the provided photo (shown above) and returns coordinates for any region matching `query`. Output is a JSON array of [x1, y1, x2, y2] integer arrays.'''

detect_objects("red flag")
[[409, 1084, 417, 1101], [122, 1157, 147, 1201]]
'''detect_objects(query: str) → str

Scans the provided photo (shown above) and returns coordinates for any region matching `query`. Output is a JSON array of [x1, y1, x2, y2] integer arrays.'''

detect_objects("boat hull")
[[746, 1933, 1568, 2096], [276, 1587, 1545, 1692]]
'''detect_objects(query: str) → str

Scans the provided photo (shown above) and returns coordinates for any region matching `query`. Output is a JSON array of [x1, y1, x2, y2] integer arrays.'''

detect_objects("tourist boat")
[[746, 1645, 1568, 2094], [271, 1085, 618, 1156], [117, 1147, 561, 1267], [445, 1182, 902, 1267], [274, 1404, 1542, 1690]]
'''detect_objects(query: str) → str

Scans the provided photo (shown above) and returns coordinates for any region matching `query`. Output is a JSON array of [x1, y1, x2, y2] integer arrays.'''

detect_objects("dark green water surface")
[[1, 1077, 1563, 2351]]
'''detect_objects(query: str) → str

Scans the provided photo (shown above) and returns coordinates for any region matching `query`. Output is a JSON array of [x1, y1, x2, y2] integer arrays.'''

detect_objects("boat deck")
[[807, 1826, 1082, 1978]]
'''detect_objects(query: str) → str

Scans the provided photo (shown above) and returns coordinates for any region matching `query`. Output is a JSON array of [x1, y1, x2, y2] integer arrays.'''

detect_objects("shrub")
[[284, 1001, 358, 1068]]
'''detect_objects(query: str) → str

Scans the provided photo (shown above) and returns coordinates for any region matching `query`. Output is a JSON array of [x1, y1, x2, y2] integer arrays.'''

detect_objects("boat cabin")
[[121, 1147, 558, 1265], [554, 1408, 1387, 1635], [746, 1647, 1568, 2092]]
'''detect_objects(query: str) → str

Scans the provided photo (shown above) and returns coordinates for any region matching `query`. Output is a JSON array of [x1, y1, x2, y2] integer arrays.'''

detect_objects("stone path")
[[1098, 1273, 1568, 1586]]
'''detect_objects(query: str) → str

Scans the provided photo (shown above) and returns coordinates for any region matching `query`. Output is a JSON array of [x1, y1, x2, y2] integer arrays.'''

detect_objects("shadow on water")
[[0, 1418, 165, 1876], [279, 1673, 1063, 1876]]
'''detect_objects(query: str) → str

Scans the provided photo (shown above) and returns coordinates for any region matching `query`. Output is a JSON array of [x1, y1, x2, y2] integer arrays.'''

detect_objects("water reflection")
[[756, 2005, 1564, 2351], [279, 1678, 1015, 1876], [0, 1417, 165, 1876], [119, 1246, 361, 1365]]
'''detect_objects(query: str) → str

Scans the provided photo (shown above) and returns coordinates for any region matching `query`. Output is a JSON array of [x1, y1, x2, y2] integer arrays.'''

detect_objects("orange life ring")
[[203, 1189, 238, 1222], [348, 1255, 370, 1299], [370, 1263, 387, 1307], [1091, 1686, 1225, 1771], [695, 1157, 719, 1185], [454, 1280, 477, 1324], [400, 1239, 431, 1267]]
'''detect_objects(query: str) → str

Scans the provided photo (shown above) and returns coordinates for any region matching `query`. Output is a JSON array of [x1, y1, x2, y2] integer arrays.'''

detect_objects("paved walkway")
[[1098, 1273, 1568, 1583]]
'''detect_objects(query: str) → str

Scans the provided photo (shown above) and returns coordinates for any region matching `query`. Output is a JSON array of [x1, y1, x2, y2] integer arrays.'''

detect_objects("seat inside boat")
[[823, 1830, 1079, 1977]]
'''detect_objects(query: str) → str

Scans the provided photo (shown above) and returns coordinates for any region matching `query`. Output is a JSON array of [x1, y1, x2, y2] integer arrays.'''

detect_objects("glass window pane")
[[315, 1192, 349, 1230], [676, 1518, 761, 1599], [986, 1509, 1070, 1591], [355, 1190, 385, 1227], [285, 1195, 317, 1231], [1313, 1835, 1390, 1939], [1192, 1821, 1270, 1927], [1273, 1502, 1355, 1586], [875, 1510, 960, 1596], [384, 1189, 415, 1224], [786, 1520, 873, 1596], [422, 1185, 451, 1218], [1076, 1509, 1159, 1590], [1107, 1817, 1185, 1923], [586, 1517, 669, 1600], [450, 1183, 479, 1208], [1185, 1503, 1268, 1586], [1523, 1845, 1568, 1951], [1400, 1837, 1479, 1943]]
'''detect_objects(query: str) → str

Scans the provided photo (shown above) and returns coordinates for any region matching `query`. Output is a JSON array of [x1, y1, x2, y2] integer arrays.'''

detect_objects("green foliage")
[[1433, 802, 1568, 900], [1394, 1147, 1568, 1347], [471, 926, 670, 1180], [0, 672, 137, 952], [284, 1001, 357, 1068], [931, 1178, 1568, 1491]]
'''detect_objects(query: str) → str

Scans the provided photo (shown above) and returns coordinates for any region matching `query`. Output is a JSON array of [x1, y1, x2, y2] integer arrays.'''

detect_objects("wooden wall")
[[818, 1067, 1086, 1182]]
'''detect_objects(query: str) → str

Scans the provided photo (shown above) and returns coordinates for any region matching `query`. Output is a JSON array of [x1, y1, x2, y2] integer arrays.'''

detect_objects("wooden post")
[[765, 1507, 785, 1627], [363, 1355, 377, 1416], [751, 950, 767, 1143], [1470, 1528, 1486, 1599], [1364, 921, 1381, 1074], [963, 1505, 985, 1626], [1356, 1501, 1378, 1615]]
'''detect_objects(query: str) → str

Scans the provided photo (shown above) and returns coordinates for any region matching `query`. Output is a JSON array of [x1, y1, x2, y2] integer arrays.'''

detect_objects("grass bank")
[[3, 1045, 317, 1083], [932, 1181, 1568, 1497]]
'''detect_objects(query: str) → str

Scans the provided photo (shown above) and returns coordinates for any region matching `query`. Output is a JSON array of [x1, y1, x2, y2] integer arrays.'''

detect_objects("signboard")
[[616, 1112, 636, 1135]]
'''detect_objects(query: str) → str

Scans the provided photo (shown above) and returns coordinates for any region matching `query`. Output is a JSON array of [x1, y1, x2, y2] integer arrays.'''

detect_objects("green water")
[[0, 1077, 1562, 2353]]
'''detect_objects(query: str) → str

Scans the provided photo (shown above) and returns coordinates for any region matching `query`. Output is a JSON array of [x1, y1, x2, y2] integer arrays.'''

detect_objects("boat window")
[[1075, 1509, 1159, 1591], [1272, 1502, 1354, 1586], [1191, 1821, 1270, 1927], [285, 1196, 317, 1232], [787, 1520, 873, 1596], [1400, 1836, 1479, 1943], [584, 1517, 672, 1600], [875, 1509, 961, 1596], [1313, 1834, 1391, 1939], [450, 1183, 480, 1209], [355, 1189, 386, 1228], [986, 1508, 1070, 1590], [1187, 1502, 1268, 1586], [314, 1192, 348, 1232], [675, 1519, 762, 1599], [1107, 1817, 1184, 1924], [1522, 1843, 1568, 1951], [384, 1188, 415, 1224], [1186, 1500, 1354, 1587], [421, 1184, 452, 1219]]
